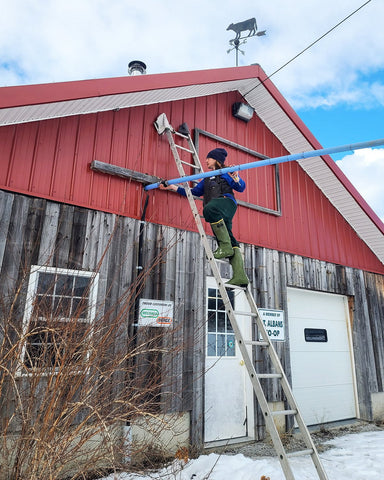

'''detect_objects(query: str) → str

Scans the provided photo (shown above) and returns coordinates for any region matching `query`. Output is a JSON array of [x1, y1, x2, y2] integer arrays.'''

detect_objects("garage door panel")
[[291, 351, 354, 387], [294, 384, 356, 425]]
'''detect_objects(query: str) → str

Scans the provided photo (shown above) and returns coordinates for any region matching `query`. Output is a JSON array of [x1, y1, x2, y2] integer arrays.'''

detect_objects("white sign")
[[138, 299, 174, 327], [259, 309, 285, 341]]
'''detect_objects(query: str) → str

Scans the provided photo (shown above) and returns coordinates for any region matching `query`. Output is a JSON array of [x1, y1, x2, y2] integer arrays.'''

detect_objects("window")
[[207, 287, 235, 357], [21, 266, 99, 373], [304, 328, 328, 343]]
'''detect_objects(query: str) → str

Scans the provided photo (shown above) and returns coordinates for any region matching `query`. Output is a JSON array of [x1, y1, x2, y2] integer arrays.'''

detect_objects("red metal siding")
[[0, 92, 383, 274]]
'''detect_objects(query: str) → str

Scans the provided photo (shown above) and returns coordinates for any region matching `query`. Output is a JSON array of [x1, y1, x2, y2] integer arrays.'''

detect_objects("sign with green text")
[[138, 299, 174, 327], [259, 308, 285, 341]]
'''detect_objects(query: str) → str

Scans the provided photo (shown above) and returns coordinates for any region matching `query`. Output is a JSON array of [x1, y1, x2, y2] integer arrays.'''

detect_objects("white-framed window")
[[20, 265, 99, 374], [207, 287, 235, 357]]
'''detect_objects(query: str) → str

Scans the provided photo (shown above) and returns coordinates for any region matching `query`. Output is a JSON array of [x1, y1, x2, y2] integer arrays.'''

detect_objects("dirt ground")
[[211, 420, 384, 458]]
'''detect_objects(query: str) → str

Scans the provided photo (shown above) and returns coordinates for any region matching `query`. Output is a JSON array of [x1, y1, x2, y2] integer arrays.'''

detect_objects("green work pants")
[[203, 197, 239, 248]]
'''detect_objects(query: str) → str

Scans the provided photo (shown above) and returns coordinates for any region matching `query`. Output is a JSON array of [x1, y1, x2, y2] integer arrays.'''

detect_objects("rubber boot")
[[210, 219, 234, 259], [226, 247, 249, 286]]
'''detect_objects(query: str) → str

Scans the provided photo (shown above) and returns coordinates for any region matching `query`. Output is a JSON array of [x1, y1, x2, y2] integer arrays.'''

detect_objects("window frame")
[[195, 128, 282, 216], [206, 286, 236, 358], [19, 265, 99, 376]]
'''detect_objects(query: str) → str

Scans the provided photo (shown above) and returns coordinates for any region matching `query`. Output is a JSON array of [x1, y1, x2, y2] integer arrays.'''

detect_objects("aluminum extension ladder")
[[154, 113, 329, 480]]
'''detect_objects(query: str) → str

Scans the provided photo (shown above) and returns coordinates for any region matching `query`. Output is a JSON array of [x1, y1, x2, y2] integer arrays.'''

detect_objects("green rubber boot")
[[210, 219, 234, 259], [226, 247, 249, 286]]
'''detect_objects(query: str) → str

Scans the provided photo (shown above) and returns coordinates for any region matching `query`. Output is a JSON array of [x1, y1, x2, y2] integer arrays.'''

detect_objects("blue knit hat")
[[207, 148, 227, 165]]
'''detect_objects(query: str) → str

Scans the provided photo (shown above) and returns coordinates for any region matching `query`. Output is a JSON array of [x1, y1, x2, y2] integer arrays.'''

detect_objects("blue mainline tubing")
[[144, 138, 384, 191]]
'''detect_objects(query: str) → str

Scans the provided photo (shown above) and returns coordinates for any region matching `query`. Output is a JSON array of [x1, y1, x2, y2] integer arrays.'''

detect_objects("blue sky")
[[1, 0, 383, 222]]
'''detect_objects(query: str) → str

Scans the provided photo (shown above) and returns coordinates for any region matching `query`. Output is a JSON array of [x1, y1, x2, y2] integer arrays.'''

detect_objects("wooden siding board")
[[37, 201, 61, 265], [0, 195, 30, 308], [364, 272, 384, 392], [0, 191, 383, 442], [0, 190, 14, 270], [352, 269, 378, 420]]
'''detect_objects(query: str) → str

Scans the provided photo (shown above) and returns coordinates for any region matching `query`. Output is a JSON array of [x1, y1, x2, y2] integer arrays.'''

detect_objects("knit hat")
[[207, 148, 227, 165]]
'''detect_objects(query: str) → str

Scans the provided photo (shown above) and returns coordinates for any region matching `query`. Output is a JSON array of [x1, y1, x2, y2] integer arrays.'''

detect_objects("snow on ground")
[[101, 430, 384, 480]]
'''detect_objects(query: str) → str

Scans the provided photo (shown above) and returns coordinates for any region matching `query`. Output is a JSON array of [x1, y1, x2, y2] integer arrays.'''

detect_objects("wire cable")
[[243, 0, 372, 97]]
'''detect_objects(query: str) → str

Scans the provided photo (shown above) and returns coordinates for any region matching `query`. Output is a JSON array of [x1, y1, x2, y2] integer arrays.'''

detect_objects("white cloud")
[[336, 148, 384, 223], [1, 0, 384, 112]]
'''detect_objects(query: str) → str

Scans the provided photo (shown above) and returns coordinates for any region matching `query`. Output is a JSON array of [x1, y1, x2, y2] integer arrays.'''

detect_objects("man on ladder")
[[160, 147, 249, 287]]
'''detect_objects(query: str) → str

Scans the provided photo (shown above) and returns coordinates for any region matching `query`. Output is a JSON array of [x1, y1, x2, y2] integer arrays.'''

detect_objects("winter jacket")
[[176, 172, 246, 205]]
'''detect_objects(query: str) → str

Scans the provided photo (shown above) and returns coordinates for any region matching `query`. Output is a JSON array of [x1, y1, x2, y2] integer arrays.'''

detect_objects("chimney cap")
[[128, 60, 147, 75]]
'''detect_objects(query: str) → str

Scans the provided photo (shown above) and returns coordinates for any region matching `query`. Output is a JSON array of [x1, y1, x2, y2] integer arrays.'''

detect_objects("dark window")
[[21, 266, 98, 373], [304, 328, 328, 343]]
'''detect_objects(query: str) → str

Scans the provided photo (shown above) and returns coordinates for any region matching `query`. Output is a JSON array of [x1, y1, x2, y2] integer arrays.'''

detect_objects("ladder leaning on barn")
[[152, 113, 329, 480]]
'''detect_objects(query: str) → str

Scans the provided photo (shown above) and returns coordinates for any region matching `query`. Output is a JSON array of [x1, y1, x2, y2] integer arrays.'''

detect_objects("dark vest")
[[203, 176, 234, 206]]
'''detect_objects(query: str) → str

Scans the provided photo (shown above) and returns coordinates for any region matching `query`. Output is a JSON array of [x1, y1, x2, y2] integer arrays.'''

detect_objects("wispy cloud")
[[337, 148, 384, 222], [1, 0, 383, 110]]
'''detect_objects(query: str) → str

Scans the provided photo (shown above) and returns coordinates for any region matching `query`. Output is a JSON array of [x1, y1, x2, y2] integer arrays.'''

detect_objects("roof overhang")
[[1, 65, 383, 265]]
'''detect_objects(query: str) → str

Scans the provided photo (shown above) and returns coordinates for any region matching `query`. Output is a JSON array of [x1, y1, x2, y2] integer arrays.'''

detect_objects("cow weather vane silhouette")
[[226, 17, 266, 66]]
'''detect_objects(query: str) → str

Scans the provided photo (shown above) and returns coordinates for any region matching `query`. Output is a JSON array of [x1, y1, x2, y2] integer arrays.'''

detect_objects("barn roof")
[[1, 65, 383, 265]]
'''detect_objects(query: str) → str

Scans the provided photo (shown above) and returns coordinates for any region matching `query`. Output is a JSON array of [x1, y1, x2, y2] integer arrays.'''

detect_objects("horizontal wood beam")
[[90, 160, 160, 185]]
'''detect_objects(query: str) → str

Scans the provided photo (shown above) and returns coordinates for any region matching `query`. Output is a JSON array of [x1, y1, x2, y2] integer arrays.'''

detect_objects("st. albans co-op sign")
[[138, 299, 174, 327]]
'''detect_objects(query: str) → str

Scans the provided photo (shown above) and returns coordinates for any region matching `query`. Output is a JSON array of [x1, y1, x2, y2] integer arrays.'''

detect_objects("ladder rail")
[[159, 116, 329, 480], [244, 289, 328, 477]]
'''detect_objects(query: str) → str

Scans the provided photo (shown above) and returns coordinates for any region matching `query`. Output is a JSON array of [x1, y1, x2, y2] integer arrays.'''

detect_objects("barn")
[[0, 64, 383, 467]]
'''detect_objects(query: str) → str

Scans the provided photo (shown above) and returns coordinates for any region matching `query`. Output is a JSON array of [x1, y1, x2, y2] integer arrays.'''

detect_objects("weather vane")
[[226, 17, 266, 66]]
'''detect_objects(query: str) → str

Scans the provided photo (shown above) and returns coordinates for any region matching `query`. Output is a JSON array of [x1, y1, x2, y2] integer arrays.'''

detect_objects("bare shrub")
[[0, 229, 184, 480]]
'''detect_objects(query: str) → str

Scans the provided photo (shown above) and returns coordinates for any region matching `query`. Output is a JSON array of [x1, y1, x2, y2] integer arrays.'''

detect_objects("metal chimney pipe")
[[128, 60, 147, 75]]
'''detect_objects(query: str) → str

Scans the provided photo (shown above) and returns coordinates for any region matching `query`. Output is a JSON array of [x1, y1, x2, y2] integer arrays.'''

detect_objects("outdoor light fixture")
[[232, 102, 254, 122]]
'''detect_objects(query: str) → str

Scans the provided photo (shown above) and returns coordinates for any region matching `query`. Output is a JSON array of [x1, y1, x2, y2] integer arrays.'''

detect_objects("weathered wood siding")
[[0, 190, 383, 443]]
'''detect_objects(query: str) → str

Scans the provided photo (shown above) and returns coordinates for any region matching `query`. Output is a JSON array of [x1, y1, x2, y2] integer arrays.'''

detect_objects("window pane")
[[208, 312, 216, 332], [208, 297, 216, 310], [208, 288, 216, 298], [226, 316, 233, 332], [227, 290, 235, 308], [217, 312, 226, 332], [74, 276, 90, 297], [72, 297, 88, 319], [37, 273, 55, 295], [33, 295, 53, 318], [226, 335, 236, 356], [207, 334, 216, 356], [56, 275, 74, 296], [217, 334, 226, 356], [53, 297, 72, 317], [217, 297, 225, 311]]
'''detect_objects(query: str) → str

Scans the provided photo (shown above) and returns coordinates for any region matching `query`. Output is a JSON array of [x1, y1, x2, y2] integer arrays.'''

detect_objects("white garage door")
[[287, 288, 357, 426]]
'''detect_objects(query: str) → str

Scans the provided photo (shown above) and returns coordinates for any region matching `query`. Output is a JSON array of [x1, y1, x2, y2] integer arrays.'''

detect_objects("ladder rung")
[[234, 310, 258, 317], [271, 409, 297, 416], [225, 283, 247, 290], [244, 340, 269, 347], [180, 160, 201, 169], [174, 131, 189, 139], [256, 373, 282, 379], [286, 449, 314, 458], [175, 144, 194, 154]]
